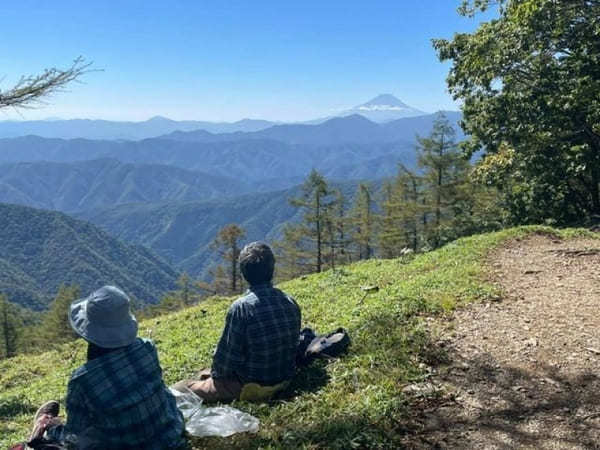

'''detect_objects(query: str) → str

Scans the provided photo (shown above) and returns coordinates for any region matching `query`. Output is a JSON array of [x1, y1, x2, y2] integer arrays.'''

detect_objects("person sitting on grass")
[[173, 241, 301, 403], [28, 285, 185, 450]]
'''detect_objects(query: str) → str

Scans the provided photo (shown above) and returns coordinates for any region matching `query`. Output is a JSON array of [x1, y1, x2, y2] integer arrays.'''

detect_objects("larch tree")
[[349, 183, 375, 259], [417, 113, 469, 248], [38, 285, 81, 345], [0, 294, 19, 358], [211, 224, 246, 294], [289, 169, 336, 273]]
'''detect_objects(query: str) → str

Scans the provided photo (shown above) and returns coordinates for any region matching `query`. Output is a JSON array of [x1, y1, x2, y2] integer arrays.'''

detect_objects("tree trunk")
[[316, 192, 322, 272], [591, 153, 600, 218]]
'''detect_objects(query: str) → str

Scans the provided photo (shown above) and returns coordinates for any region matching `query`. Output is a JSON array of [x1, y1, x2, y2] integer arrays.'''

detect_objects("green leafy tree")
[[417, 113, 469, 248], [434, 0, 600, 224], [0, 294, 20, 358], [211, 224, 246, 294]]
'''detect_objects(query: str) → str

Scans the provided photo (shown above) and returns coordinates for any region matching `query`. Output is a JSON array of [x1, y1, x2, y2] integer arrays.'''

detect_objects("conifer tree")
[[176, 272, 193, 306], [289, 169, 336, 273], [379, 180, 404, 258], [417, 113, 469, 248], [211, 224, 246, 294], [274, 224, 312, 281], [39, 285, 80, 345], [325, 189, 351, 269], [379, 166, 425, 255], [349, 183, 375, 260], [0, 294, 19, 358]]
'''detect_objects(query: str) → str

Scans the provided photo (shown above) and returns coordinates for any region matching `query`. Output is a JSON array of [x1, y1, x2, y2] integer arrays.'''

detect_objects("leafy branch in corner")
[[0, 57, 95, 110]]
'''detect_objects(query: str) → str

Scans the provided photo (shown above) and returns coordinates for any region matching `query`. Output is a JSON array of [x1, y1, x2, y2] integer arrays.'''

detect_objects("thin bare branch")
[[0, 57, 95, 110]]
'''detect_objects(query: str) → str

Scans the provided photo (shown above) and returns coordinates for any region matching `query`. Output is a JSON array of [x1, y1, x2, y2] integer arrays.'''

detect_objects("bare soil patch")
[[403, 234, 600, 449]]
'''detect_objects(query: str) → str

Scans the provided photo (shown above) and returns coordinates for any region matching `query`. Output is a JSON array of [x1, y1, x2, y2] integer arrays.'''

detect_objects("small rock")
[[526, 338, 539, 347], [586, 347, 600, 355], [402, 382, 438, 396]]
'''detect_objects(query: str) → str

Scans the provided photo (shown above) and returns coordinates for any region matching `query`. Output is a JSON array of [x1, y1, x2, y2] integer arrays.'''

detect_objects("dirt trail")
[[405, 234, 600, 449]]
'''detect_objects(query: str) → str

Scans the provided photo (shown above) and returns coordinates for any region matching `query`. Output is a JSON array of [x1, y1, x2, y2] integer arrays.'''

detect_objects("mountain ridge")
[[0, 203, 179, 309]]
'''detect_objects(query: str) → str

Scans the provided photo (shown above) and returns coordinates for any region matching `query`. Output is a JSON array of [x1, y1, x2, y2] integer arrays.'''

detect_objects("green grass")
[[1, 226, 595, 449]]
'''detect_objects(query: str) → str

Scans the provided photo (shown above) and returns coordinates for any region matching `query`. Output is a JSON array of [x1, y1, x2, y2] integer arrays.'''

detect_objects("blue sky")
[[1, 1, 496, 122]]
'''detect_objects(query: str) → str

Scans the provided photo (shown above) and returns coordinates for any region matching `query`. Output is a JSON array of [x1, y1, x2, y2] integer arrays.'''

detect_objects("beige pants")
[[172, 369, 242, 403]]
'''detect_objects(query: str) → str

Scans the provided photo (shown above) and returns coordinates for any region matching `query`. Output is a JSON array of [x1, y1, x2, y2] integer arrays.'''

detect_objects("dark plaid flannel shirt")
[[211, 283, 301, 385], [47, 338, 185, 449]]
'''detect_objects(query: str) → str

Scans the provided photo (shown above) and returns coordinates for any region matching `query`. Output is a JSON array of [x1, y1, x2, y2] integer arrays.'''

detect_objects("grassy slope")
[[1, 226, 595, 449]]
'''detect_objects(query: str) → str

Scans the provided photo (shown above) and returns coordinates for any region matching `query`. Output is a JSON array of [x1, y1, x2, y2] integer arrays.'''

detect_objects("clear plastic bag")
[[169, 388, 260, 437]]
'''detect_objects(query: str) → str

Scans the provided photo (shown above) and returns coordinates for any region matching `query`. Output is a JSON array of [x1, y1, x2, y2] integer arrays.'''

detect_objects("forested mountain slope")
[[78, 180, 373, 277], [0, 203, 178, 309], [0, 159, 249, 212]]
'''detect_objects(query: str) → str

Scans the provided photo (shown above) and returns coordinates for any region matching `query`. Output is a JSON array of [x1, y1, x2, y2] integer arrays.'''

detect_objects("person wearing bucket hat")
[[28, 286, 186, 450]]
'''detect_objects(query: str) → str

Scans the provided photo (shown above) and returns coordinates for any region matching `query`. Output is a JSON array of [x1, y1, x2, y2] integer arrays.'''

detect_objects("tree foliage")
[[418, 113, 470, 247], [0, 57, 92, 110], [434, 0, 600, 224], [0, 294, 19, 358], [211, 224, 246, 294], [349, 183, 375, 260], [289, 169, 337, 273], [38, 285, 80, 345]]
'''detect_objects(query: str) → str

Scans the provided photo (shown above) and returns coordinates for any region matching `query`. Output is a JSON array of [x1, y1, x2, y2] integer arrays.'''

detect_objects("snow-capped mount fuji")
[[338, 94, 426, 123]]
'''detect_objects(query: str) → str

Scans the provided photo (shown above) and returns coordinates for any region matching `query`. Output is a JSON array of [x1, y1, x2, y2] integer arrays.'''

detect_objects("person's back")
[[213, 283, 301, 385], [173, 242, 301, 403], [61, 338, 184, 449], [29, 286, 185, 450]]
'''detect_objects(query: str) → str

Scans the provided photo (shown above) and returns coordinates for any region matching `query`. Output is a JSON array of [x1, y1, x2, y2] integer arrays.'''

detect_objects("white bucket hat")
[[69, 285, 138, 348]]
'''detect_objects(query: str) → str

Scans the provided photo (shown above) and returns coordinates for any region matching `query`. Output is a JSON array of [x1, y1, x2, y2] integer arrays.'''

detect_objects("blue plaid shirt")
[[211, 283, 301, 386], [47, 338, 185, 449]]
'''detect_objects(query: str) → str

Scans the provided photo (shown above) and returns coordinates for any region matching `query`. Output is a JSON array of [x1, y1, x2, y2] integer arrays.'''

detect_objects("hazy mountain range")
[[0, 95, 432, 140], [0, 116, 276, 141], [0, 96, 463, 310], [0, 112, 461, 183]]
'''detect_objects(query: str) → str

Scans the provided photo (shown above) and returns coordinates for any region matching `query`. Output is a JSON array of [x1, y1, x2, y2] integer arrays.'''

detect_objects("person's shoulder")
[[228, 292, 258, 316], [274, 287, 297, 302]]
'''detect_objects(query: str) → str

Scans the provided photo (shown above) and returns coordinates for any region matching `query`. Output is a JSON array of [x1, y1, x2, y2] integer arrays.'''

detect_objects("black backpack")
[[296, 327, 351, 367]]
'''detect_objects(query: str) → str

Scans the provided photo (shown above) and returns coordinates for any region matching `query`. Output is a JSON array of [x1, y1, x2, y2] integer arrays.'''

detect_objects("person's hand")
[[29, 413, 61, 441], [29, 413, 53, 440]]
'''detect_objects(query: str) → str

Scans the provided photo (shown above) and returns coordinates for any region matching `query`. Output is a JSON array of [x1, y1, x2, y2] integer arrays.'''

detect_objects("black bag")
[[297, 327, 351, 367]]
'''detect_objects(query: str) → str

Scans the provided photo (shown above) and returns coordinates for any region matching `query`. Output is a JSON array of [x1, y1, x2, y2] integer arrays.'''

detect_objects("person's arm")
[[211, 303, 247, 379], [46, 380, 92, 441]]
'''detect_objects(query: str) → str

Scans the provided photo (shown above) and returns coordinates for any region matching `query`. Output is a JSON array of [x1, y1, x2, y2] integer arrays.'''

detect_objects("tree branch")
[[0, 57, 94, 110]]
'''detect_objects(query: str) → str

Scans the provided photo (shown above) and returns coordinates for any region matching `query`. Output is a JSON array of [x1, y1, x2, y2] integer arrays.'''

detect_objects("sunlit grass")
[[1, 226, 594, 448]]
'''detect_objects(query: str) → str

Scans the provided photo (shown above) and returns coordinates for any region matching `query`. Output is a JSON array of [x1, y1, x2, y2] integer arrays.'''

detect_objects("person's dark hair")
[[239, 242, 275, 286], [87, 342, 122, 361]]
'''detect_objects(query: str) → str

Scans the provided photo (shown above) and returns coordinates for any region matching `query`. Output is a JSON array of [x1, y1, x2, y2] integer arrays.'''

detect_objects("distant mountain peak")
[[359, 94, 410, 109], [146, 115, 174, 123], [332, 94, 426, 123]]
